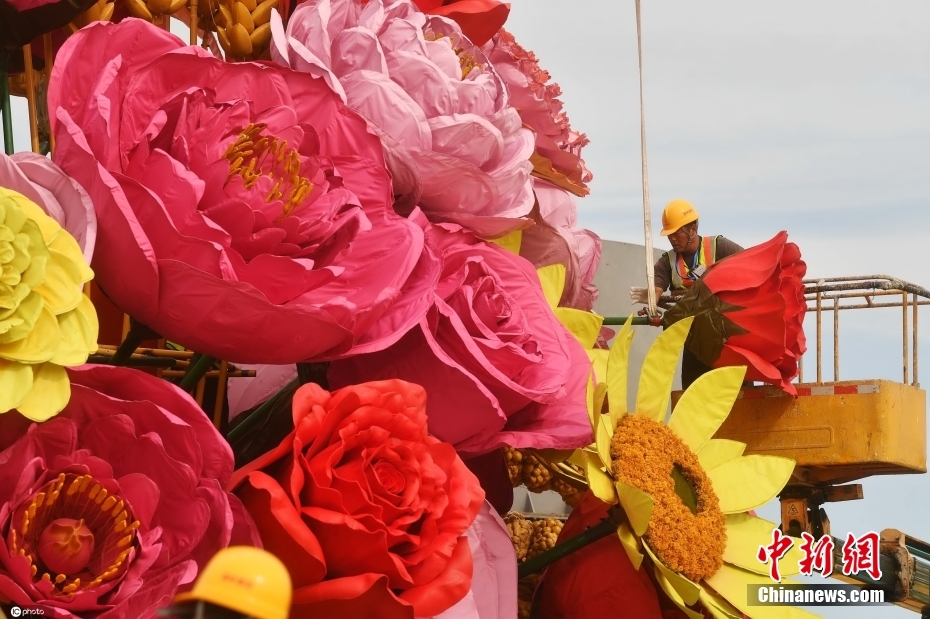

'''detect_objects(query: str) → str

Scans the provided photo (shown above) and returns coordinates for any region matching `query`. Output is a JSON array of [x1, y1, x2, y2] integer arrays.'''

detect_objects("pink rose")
[[330, 212, 592, 455]]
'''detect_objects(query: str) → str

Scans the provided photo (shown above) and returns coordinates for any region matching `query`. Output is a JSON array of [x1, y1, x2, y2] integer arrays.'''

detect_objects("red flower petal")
[[292, 574, 414, 619]]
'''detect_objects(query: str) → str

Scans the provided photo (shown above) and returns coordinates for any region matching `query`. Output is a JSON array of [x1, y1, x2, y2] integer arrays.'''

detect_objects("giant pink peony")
[[271, 0, 536, 238], [48, 18, 438, 364], [484, 29, 591, 197], [329, 212, 592, 456], [0, 365, 259, 618]]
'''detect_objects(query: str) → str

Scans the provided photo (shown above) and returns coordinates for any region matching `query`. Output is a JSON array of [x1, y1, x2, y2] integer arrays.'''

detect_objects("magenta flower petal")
[[48, 19, 438, 363], [0, 365, 258, 619]]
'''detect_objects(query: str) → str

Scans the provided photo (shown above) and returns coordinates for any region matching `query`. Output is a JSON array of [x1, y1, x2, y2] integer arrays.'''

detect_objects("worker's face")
[[667, 223, 696, 253]]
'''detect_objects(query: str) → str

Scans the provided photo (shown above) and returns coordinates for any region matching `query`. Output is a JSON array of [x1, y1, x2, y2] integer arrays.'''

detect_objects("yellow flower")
[[0, 188, 98, 421], [582, 316, 818, 619]]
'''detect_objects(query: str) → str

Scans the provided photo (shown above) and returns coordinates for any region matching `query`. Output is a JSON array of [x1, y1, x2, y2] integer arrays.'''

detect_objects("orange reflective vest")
[[667, 236, 718, 290]]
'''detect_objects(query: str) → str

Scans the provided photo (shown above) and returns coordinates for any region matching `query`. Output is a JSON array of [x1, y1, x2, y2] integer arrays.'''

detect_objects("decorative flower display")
[[272, 0, 536, 238], [0, 364, 259, 618], [484, 29, 591, 198], [410, 0, 509, 47], [0, 188, 97, 421], [48, 18, 438, 364], [230, 379, 485, 619], [539, 317, 815, 619], [662, 231, 807, 395], [0, 153, 95, 262], [329, 212, 592, 456]]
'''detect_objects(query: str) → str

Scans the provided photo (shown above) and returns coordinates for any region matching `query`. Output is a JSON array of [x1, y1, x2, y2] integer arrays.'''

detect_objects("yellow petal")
[[704, 565, 822, 619], [643, 541, 702, 606], [490, 230, 522, 255], [585, 376, 597, 432], [49, 295, 99, 366], [668, 366, 746, 452], [708, 455, 796, 514], [698, 586, 743, 619], [698, 439, 746, 471], [34, 245, 85, 315], [0, 304, 60, 363], [585, 452, 617, 504], [606, 315, 634, 415], [536, 263, 566, 309], [15, 363, 69, 421], [615, 481, 653, 536], [587, 348, 609, 384], [13, 191, 62, 244], [554, 307, 603, 349], [635, 317, 693, 423], [49, 229, 93, 284], [617, 522, 644, 570], [568, 449, 587, 469], [0, 359, 32, 413], [594, 382, 608, 422], [724, 513, 803, 577], [596, 415, 612, 470]]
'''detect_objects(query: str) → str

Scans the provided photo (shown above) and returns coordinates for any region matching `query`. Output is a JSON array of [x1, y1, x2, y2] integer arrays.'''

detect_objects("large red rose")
[[230, 380, 485, 619]]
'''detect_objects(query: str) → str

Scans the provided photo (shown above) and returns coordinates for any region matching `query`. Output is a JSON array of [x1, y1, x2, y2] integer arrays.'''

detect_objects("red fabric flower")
[[534, 492, 667, 619], [230, 380, 485, 619], [411, 0, 510, 46], [0, 365, 259, 619], [663, 231, 807, 394]]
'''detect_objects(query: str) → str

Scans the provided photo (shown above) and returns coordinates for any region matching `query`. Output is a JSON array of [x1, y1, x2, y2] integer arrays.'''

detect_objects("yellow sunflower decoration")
[[0, 188, 98, 421], [581, 315, 818, 619]]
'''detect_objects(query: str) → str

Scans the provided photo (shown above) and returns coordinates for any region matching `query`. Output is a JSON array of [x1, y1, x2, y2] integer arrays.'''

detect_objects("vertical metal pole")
[[798, 355, 804, 383], [903, 292, 909, 385], [190, 0, 199, 45], [0, 53, 13, 155], [833, 301, 840, 382], [816, 291, 823, 384], [43, 33, 55, 156], [914, 293, 919, 387], [22, 44, 40, 153]]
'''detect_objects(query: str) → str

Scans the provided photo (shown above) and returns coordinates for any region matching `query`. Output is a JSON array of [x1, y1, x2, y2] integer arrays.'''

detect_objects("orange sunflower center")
[[610, 415, 727, 581]]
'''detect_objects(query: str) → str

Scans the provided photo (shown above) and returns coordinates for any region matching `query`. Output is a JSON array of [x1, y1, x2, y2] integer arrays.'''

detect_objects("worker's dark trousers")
[[681, 347, 712, 390]]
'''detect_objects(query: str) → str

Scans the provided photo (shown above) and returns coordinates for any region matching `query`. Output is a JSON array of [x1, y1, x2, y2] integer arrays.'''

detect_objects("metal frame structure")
[[801, 276, 930, 387]]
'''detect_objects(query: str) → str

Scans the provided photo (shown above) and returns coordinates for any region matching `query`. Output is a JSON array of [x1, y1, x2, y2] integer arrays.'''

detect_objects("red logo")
[[757, 528, 794, 582], [841, 532, 882, 580], [798, 532, 834, 577]]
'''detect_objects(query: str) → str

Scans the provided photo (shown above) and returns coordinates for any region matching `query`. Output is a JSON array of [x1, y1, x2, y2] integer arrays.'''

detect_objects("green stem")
[[88, 355, 177, 368], [109, 319, 159, 365], [601, 316, 661, 327], [1, 53, 13, 155], [178, 354, 216, 392], [226, 378, 299, 443], [518, 507, 625, 579]]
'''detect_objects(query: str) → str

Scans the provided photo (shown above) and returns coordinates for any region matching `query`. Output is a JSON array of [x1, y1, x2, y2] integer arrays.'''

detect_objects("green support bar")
[[1, 52, 13, 155], [602, 316, 662, 327]]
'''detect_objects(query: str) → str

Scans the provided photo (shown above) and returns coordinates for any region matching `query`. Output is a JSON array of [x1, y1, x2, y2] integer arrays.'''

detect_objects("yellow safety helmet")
[[173, 547, 292, 619], [660, 199, 700, 236]]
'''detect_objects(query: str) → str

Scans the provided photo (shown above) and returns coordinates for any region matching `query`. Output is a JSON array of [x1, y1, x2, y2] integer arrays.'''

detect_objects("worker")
[[631, 199, 744, 387], [158, 547, 292, 619]]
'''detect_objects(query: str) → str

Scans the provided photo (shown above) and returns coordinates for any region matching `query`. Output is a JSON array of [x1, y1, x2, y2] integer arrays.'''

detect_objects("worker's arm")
[[655, 286, 665, 300]]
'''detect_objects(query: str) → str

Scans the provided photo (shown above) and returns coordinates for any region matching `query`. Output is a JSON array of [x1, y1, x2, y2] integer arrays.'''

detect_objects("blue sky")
[[3, 2, 928, 616]]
